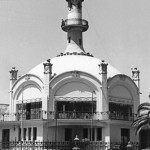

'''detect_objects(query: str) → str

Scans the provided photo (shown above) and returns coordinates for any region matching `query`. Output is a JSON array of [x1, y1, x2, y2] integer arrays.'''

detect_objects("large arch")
[[11, 74, 43, 114], [108, 74, 140, 113], [49, 71, 103, 113]]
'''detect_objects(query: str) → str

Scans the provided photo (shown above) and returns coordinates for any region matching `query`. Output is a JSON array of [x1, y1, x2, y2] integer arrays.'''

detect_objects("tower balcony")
[[61, 18, 89, 32]]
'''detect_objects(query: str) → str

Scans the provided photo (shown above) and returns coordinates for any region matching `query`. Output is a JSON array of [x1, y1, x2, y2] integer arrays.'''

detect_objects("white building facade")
[[0, 0, 140, 149]]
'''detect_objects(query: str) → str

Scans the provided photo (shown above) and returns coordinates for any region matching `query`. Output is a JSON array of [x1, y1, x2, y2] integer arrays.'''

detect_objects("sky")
[[0, 0, 150, 104]]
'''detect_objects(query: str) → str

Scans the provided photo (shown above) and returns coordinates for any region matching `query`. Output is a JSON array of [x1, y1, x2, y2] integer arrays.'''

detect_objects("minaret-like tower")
[[61, 0, 89, 54]]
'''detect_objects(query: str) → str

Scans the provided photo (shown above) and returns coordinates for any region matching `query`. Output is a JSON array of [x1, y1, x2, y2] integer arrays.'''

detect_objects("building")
[[0, 0, 140, 149]]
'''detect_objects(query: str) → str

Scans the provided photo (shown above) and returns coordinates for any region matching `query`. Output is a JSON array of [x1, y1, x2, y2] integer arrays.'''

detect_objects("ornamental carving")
[[98, 60, 108, 74], [131, 68, 140, 81], [71, 71, 80, 78], [9, 67, 18, 80], [43, 59, 52, 75]]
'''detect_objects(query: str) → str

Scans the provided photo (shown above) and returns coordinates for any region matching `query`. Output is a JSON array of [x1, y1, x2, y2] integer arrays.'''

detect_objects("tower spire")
[[61, 0, 88, 54]]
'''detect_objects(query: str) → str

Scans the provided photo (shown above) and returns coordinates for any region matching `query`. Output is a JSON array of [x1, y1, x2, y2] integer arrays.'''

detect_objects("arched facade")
[[0, 0, 141, 148]]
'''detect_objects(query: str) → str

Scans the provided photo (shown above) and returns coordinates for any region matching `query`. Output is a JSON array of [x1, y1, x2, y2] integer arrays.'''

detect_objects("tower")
[[61, 0, 88, 54]]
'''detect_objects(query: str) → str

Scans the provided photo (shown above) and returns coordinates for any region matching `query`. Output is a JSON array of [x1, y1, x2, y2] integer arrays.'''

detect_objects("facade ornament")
[[98, 60, 108, 74], [43, 59, 52, 75], [131, 68, 140, 81], [25, 74, 30, 80], [9, 67, 18, 80], [71, 71, 80, 77]]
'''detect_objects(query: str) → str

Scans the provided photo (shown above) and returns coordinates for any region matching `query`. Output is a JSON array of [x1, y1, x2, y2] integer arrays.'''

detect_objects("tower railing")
[[61, 18, 89, 32]]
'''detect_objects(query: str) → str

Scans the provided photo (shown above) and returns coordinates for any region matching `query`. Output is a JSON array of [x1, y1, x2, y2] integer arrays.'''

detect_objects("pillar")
[[99, 60, 108, 113], [9, 67, 18, 114], [43, 59, 52, 119]]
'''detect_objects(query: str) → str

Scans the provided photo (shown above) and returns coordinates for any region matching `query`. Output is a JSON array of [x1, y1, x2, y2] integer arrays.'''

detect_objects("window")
[[33, 127, 37, 141], [23, 128, 27, 140], [16, 101, 42, 120], [79, 39, 82, 45], [97, 128, 102, 141], [83, 128, 88, 139], [28, 128, 31, 140], [68, 37, 71, 43]]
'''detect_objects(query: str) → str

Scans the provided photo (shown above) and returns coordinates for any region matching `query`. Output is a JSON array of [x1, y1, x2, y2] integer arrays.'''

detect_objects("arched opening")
[[16, 86, 42, 120], [54, 81, 96, 119]]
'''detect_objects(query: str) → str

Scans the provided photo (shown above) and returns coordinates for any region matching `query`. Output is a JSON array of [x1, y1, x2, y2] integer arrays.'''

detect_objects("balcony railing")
[[61, 18, 89, 32], [0, 111, 135, 122], [109, 112, 134, 121]]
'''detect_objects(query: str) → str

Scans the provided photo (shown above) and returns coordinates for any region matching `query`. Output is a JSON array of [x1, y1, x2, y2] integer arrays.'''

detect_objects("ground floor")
[[0, 120, 138, 144]]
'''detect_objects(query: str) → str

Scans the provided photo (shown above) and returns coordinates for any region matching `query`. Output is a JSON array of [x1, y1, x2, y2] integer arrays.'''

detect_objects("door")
[[65, 128, 72, 141], [2, 129, 10, 148], [121, 128, 130, 145], [26, 103, 31, 120]]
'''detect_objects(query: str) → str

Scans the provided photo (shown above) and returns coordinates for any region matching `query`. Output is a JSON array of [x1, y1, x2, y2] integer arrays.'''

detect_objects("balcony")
[[61, 18, 89, 32], [0, 111, 135, 122]]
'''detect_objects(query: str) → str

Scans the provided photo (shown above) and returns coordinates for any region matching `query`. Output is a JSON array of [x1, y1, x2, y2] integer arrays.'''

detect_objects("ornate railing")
[[109, 112, 134, 121], [0, 141, 139, 150], [0, 111, 135, 122], [61, 18, 89, 32]]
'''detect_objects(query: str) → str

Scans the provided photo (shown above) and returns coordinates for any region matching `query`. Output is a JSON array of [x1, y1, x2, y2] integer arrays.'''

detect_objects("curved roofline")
[[50, 70, 102, 86], [12, 74, 43, 90], [108, 74, 139, 91]]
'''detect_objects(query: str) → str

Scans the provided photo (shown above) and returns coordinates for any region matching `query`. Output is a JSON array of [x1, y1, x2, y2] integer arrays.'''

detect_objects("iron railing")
[[0, 111, 135, 122], [0, 141, 140, 150]]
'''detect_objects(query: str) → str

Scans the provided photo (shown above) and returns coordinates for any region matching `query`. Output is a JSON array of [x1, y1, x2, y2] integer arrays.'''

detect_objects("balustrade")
[[0, 111, 135, 122]]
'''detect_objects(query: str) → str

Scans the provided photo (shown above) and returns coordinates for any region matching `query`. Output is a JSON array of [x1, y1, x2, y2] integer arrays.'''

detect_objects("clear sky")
[[0, 0, 150, 104]]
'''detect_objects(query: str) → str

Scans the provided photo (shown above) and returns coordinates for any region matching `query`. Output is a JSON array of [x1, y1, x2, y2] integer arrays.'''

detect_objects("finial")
[[131, 67, 140, 81], [98, 60, 108, 74], [9, 67, 18, 80]]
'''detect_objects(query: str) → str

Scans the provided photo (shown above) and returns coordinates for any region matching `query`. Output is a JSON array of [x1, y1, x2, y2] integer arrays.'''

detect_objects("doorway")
[[65, 128, 72, 141], [121, 128, 130, 145], [2, 129, 10, 148]]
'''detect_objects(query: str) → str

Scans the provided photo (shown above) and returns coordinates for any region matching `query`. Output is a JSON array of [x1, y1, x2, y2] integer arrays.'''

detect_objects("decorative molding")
[[54, 96, 96, 102], [71, 71, 80, 78], [16, 98, 42, 104], [109, 96, 133, 104]]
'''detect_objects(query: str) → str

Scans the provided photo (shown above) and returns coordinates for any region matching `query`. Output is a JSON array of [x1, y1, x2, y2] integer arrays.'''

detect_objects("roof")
[[28, 55, 121, 82]]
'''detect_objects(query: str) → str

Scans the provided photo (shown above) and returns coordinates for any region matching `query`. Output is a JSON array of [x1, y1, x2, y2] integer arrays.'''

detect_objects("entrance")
[[121, 128, 130, 145], [2, 129, 10, 148], [65, 128, 72, 141]]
